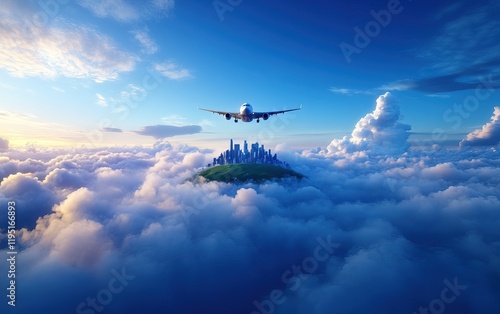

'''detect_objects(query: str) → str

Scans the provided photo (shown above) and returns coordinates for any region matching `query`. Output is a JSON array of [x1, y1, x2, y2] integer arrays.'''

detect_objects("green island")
[[197, 164, 304, 183]]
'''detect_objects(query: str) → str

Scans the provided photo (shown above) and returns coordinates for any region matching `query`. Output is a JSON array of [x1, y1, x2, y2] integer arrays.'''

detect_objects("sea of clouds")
[[1, 93, 499, 314]]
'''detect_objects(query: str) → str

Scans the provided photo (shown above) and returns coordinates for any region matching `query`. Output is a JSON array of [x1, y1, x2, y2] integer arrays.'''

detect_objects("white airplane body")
[[198, 103, 301, 123]]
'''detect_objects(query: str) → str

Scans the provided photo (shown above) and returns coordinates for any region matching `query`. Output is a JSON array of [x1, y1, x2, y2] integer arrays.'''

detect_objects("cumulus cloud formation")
[[0, 92, 497, 313], [134, 124, 202, 139], [0, 137, 499, 313], [0, 173, 54, 229], [327, 92, 411, 155], [0, 2, 136, 82], [460, 106, 500, 147], [0, 137, 8, 150]]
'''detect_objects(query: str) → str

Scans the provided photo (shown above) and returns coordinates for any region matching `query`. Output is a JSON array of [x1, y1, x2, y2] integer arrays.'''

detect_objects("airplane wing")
[[198, 107, 240, 119], [253, 105, 302, 119]]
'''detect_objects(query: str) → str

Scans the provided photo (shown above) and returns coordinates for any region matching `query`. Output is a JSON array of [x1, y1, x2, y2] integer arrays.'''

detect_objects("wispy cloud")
[[329, 87, 375, 96], [97, 84, 146, 112], [96, 93, 108, 107], [78, 0, 175, 22], [52, 86, 65, 93], [369, 1, 500, 94], [382, 66, 500, 93], [0, 6, 137, 82], [154, 62, 193, 80], [394, 0, 500, 93], [0, 110, 83, 146], [199, 119, 215, 127], [0, 111, 37, 120], [421, 1, 500, 73], [161, 114, 187, 126], [79, 0, 138, 22], [117, 84, 146, 102], [100, 127, 123, 133], [134, 124, 201, 139], [433, 1, 466, 21], [425, 94, 450, 99], [131, 27, 159, 55]]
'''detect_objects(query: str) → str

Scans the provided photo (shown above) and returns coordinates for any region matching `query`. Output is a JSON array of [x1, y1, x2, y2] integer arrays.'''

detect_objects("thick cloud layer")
[[1, 101, 499, 314], [327, 92, 411, 155], [0, 137, 8, 150], [460, 106, 500, 147]]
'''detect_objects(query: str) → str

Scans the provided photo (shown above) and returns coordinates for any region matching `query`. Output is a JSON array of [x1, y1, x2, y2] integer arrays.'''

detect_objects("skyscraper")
[[209, 139, 290, 169]]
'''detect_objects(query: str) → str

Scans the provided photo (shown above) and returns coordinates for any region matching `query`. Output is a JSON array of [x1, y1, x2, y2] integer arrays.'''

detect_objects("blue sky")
[[1, 0, 500, 150], [2, 2, 500, 313]]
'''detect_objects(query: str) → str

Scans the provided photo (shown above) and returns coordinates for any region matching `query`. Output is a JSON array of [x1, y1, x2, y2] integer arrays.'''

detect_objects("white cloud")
[[421, 1, 500, 73], [96, 93, 108, 107], [0, 173, 55, 229], [52, 86, 65, 93], [0, 110, 87, 146], [151, 0, 175, 11], [378, 79, 415, 91], [98, 84, 147, 114], [79, 0, 142, 22], [327, 92, 411, 155], [134, 125, 202, 139], [460, 106, 500, 147], [0, 138, 8, 150], [0, 5, 136, 82], [154, 62, 193, 80], [131, 27, 159, 55], [329, 87, 375, 95], [1, 136, 500, 313], [50, 219, 112, 267], [120, 84, 146, 99], [161, 114, 187, 126], [79, 0, 175, 22]]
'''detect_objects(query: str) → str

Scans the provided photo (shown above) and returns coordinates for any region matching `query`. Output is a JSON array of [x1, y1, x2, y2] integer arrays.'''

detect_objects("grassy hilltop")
[[197, 164, 304, 183]]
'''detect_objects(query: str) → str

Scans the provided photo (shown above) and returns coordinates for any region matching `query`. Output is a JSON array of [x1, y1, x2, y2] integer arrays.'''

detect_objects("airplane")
[[198, 103, 301, 123]]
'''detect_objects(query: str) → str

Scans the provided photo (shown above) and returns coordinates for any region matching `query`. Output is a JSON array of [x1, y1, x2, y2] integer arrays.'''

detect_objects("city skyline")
[[1, 1, 500, 313], [1, 1, 500, 149], [210, 139, 289, 168]]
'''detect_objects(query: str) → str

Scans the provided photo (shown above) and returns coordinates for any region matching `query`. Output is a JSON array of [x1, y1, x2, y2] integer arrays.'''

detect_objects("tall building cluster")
[[210, 139, 289, 168]]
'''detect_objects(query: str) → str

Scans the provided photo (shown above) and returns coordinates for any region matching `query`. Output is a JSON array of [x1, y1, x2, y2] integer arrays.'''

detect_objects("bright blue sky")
[[1, 0, 499, 150]]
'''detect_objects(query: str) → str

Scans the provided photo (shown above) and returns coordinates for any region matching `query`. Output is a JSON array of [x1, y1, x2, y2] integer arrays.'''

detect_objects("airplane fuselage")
[[239, 103, 254, 122]]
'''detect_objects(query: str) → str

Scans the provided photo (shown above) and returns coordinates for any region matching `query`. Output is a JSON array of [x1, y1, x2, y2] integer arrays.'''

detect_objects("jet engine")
[[262, 113, 270, 120], [225, 113, 231, 120]]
